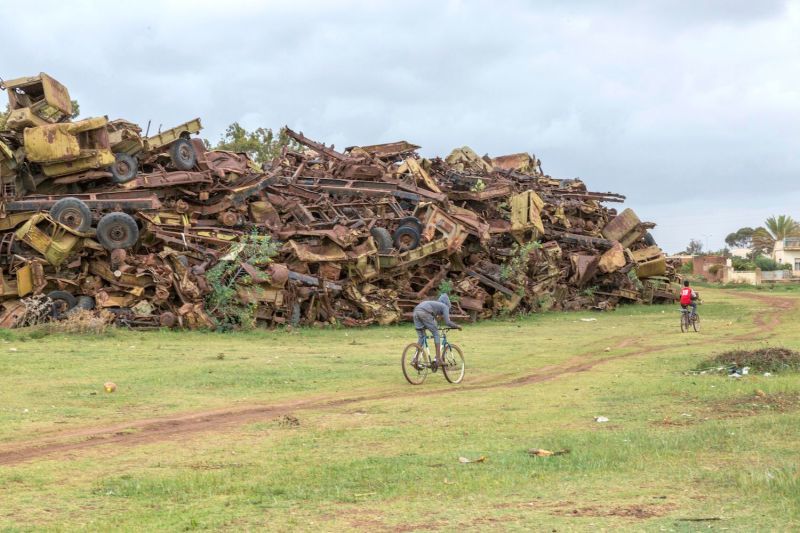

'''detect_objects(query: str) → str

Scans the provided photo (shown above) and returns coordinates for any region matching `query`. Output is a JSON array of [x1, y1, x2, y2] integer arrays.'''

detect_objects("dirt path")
[[728, 291, 796, 340], [0, 291, 794, 466]]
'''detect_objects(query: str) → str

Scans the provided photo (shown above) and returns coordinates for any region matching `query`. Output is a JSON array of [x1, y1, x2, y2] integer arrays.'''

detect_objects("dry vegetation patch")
[[696, 347, 800, 374]]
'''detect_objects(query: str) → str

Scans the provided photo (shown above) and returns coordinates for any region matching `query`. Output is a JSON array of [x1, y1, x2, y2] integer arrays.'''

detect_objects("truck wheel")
[[48, 290, 77, 319], [370, 227, 393, 253], [75, 295, 96, 310], [397, 216, 423, 233], [110, 153, 138, 184], [644, 232, 657, 246], [169, 138, 197, 170], [66, 296, 96, 317], [50, 197, 92, 232], [96, 212, 139, 250], [393, 225, 421, 252]]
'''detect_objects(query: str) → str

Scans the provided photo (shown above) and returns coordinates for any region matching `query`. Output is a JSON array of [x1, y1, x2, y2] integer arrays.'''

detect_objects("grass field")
[[1, 287, 799, 531]]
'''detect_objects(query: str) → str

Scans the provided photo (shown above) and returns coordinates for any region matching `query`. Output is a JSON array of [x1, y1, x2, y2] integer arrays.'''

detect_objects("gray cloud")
[[3, 0, 798, 253]]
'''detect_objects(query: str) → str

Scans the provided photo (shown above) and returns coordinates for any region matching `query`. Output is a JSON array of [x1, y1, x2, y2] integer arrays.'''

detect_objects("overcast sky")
[[4, 0, 799, 253]]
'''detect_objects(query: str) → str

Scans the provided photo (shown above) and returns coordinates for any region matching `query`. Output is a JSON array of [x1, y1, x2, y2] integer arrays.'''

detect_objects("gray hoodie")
[[413, 293, 458, 328]]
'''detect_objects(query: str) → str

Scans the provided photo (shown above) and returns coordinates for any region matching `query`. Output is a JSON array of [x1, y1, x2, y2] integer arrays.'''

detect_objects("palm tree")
[[752, 215, 800, 255]]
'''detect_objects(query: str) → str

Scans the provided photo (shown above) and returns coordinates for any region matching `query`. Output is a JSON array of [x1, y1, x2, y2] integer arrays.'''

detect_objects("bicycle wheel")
[[692, 314, 700, 332], [402, 343, 428, 385], [441, 344, 465, 384], [680, 313, 688, 333]]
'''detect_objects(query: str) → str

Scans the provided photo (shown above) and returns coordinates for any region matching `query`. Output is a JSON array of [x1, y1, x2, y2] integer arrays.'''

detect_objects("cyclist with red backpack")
[[680, 280, 698, 317]]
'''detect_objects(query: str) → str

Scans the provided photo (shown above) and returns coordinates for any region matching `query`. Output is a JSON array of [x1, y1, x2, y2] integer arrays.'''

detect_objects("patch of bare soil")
[[652, 391, 800, 428], [728, 292, 797, 340], [714, 391, 800, 416], [551, 503, 676, 519]]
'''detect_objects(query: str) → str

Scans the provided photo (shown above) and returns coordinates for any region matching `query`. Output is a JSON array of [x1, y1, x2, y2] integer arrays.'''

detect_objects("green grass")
[[1, 288, 799, 531]]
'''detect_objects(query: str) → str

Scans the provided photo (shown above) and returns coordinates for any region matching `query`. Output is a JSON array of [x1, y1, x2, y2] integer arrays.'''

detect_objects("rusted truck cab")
[[23, 116, 115, 178], [2, 73, 73, 130]]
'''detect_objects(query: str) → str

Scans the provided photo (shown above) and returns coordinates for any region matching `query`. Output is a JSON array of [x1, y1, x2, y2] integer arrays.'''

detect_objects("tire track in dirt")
[[727, 291, 796, 341], [0, 292, 794, 465]]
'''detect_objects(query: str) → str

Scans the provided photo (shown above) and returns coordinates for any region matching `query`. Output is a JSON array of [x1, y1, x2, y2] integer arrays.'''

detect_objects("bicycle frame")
[[403, 327, 464, 384], [419, 329, 450, 358]]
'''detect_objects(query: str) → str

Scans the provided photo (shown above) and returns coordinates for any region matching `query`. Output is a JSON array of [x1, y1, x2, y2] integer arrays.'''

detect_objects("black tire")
[[402, 343, 428, 385], [75, 295, 95, 310], [169, 138, 197, 170], [680, 312, 688, 333], [393, 225, 421, 252], [110, 153, 138, 184], [441, 343, 465, 384], [50, 197, 92, 232], [370, 227, 393, 253], [644, 232, 656, 246], [96, 212, 139, 250], [66, 296, 96, 316], [692, 314, 700, 332], [48, 290, 76, 319], [397, 216, 423, 233]]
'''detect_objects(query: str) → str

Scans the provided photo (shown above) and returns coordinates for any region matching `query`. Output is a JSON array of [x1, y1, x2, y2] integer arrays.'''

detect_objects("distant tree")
[[0, 104, 9, 130], [684, 239, 703, 255], [754, 255, 792, 271], [752, 215, 800, 255], [213, 123, 299, 165], [724, 227, 754, 248], [69, 99, 80, 119]]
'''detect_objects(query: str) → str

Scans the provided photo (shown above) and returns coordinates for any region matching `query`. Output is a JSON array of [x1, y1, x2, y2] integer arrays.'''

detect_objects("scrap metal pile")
[[0, 72, 679, 329]]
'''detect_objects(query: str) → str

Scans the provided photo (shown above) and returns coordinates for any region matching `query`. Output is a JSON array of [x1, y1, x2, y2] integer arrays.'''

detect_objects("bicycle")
[[401, 327, 465, 385], [680, 304, 700, 332]]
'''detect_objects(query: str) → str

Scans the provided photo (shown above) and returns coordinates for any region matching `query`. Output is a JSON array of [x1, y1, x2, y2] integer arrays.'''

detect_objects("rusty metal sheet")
[[448, 183, 513, 201], [597, 242, 626, 274], [602, 208, 640, 242], [122, 170, 214, 189], [510, 190, 545, 235], [287, 240, 348, 262], [348, 141, 421, 159]]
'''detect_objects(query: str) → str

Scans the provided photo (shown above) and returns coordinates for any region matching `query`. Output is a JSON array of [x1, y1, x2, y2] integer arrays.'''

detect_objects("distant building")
[[730, 247, 750, 259], [693, 255, 727, 282], [773, 238, 800, 274]]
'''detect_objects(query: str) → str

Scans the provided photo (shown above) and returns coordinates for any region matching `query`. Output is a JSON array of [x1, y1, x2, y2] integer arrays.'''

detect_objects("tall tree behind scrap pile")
[[211, 123, 299, 165]]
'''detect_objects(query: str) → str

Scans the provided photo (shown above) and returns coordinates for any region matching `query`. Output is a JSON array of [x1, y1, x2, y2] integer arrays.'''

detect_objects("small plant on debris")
[[206, 231, 277, 330], [695, 347, 800, 374], [469, 179, 486, 192], [500, 241, 541, 287], [437, 279, 460, 303], [581, 285, 599, 298]]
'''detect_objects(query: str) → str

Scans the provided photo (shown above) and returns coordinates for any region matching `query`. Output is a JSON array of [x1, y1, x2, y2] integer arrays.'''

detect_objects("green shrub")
[[754, 255, 792, 271]]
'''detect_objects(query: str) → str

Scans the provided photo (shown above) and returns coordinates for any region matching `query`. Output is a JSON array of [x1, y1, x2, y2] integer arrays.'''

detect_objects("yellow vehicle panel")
[[4, 73, 72, 123], [143, 118, 202, 152], [15, 265, 33, 297], [39, 151, 115, 177], [24, 117, 110, 163], [14, 213, 84, 266], [5, 107, 50, 130]]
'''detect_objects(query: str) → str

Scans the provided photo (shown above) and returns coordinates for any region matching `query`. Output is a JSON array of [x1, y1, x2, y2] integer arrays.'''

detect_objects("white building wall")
[[773, 240, 800, 274]]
